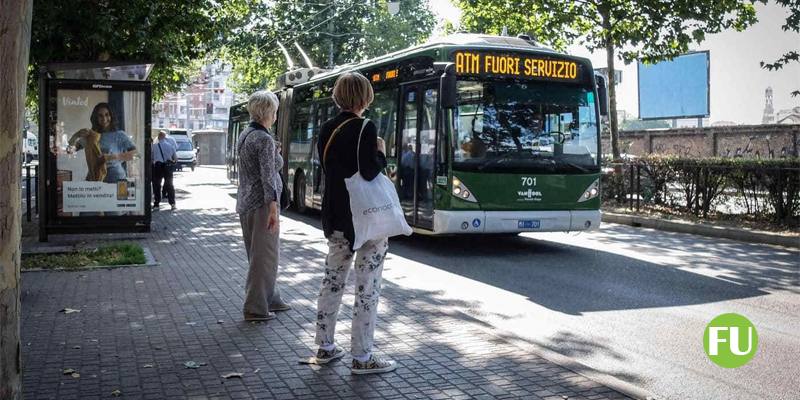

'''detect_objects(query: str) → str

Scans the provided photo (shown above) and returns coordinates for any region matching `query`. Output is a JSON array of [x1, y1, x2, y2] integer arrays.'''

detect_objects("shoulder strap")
[[323, 117, 358, 167], [355, 119, 369, 173], [157, 142, 166, 161]]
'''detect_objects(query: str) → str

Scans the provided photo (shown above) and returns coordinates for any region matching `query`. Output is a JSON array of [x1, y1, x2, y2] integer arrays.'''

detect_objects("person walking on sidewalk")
[[311, 72, 395, 375], [152, 130, 177, 211], [161, 133, 177, 200], [236, 90, 291, 322]]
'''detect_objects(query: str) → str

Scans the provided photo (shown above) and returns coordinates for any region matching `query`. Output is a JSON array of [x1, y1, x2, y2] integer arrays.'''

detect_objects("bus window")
[[452, 80, 599, 171], [291, 104, 312, 144], [366, 88, 398, 157]]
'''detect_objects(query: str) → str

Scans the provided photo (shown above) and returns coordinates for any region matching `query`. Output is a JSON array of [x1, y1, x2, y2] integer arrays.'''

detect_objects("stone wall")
[[602, 124, 800, 159]]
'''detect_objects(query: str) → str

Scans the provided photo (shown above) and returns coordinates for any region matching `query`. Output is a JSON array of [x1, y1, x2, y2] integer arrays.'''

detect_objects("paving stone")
[[21, 167, 632, 400]]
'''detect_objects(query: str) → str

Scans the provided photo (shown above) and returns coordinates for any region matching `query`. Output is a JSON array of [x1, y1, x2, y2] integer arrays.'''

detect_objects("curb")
[[602, 212, 799, 249]]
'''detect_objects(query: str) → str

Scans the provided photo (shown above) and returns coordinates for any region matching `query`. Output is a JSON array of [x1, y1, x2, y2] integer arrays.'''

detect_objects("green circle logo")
[[703, 313, 758, 368]]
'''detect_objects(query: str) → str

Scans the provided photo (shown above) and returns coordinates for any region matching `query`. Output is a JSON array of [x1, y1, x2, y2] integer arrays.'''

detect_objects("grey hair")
[[247, 90, 279, 123]]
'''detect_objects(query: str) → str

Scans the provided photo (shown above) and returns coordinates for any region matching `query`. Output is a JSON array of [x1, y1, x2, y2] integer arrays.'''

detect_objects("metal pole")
[[34, 164, 39, 214], [629, 163, 634, 210], [26, 164, 31, 221], [327, 4, 334, 68], [636, 163, 641, 211], [328, 19, 334, 68]]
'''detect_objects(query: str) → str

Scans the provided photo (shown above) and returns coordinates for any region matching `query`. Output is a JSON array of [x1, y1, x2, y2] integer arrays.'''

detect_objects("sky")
[[429, 1, 800, 125]]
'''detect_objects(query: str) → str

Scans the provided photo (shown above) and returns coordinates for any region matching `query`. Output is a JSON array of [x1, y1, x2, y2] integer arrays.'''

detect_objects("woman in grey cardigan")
[[236, 90, 291, 321]]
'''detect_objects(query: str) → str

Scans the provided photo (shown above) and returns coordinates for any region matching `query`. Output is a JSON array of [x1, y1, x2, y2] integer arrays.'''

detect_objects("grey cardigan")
[[235, 122, 283, 214]]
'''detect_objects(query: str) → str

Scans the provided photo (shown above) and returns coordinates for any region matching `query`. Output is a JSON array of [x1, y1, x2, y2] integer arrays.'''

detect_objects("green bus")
[[228, 33, 608, 234]]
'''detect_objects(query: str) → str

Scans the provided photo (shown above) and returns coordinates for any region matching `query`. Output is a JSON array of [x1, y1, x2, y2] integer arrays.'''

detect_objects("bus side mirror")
[[440, 63, 457, 109], [595, 74, 609, 116]]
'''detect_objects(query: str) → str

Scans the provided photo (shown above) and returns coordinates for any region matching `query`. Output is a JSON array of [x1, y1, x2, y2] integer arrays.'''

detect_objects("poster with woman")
[[54, 88, 147, 216]]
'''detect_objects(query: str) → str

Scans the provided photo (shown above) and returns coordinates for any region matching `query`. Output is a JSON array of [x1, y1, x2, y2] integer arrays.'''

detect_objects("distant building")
[[153, 62, 235, 131], [776, 106, 800, 124], [762, 86, 775, 124]]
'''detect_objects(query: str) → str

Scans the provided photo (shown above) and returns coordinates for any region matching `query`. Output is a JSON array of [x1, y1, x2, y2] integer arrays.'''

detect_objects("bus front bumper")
[[432, 210, 601, 234]]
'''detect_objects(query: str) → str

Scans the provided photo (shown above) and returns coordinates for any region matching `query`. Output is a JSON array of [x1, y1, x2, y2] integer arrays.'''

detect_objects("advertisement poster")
[[54, 89, 146, 216]]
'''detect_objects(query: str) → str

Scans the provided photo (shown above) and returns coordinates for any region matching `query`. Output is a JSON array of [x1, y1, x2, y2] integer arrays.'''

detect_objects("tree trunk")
[[1, 1, 33, 399], [601, 13, 621, 161]]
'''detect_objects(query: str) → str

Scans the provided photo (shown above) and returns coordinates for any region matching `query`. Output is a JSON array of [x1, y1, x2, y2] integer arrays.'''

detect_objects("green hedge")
[[602, 156, 800, 224]]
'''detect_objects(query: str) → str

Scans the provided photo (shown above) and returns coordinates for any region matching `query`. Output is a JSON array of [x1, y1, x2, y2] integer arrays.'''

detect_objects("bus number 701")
[[521, 177, 537, 186]]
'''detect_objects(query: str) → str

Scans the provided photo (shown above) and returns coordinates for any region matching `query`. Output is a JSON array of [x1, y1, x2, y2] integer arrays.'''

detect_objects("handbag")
[[328, 118, 411, 250], [239, 127, 290, 211]]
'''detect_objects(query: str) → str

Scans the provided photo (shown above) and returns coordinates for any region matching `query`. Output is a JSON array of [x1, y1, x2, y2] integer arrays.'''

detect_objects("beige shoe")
[[243, 312, 275, 322], [269, 302, 292, 312]]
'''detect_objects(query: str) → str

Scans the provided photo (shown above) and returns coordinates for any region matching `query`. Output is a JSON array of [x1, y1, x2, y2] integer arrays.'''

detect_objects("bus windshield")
[[453, 80, 600, 173]]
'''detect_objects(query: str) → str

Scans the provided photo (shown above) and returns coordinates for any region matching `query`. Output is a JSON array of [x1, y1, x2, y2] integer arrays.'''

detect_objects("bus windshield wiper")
[[557, 161, 591, 173], [477, 151, 549, 171], [477, 152, 518, 170]]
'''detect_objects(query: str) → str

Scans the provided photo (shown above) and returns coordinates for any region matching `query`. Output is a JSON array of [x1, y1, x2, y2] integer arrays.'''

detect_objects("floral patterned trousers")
[[315, 231, 389, 358]]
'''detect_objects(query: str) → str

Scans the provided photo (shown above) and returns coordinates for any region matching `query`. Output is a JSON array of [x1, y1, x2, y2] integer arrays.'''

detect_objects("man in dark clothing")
[[152, 131, 177, 210]]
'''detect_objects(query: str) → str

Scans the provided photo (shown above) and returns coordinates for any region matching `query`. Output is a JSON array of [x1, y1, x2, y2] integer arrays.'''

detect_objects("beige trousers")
[[240, 204, 283, 315]]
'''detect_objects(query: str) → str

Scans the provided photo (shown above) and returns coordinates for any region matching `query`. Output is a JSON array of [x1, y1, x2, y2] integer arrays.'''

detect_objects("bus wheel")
[[294, 173, 307, 213]]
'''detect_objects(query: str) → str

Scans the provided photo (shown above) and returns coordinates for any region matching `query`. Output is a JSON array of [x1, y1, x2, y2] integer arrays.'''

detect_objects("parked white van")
[[22, 129, 38, 164], [174, 138, 197, 171]]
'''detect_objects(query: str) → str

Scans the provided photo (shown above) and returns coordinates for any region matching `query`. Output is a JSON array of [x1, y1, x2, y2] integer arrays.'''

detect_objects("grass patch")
[[23, 243, 146, 271]]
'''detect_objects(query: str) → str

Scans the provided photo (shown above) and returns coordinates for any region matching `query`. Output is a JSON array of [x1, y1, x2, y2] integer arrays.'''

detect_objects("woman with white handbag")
[[310, 72, 404, 375]]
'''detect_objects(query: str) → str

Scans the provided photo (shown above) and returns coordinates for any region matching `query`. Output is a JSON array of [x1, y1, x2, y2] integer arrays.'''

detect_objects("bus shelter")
[[38, 62, 153, 241]]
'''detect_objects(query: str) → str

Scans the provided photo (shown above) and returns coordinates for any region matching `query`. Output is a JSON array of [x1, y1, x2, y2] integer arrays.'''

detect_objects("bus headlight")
[[578, 179, 600, 202], [452, 176, 478, 203]]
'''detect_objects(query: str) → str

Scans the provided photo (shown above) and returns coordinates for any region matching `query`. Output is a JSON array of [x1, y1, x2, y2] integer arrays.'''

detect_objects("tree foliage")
[[457, 0, 759, 160], [28, 0, 253, 105], [761, 0, 800, 96], [459, 0, 758, 62], [223, 0, 435, 95]]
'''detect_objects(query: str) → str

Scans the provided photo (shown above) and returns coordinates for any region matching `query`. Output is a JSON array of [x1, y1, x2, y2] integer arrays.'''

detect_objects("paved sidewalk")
[[21, 167, 633, 400]]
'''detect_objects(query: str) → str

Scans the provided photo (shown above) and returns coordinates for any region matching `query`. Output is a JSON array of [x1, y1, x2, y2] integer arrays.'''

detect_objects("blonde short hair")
[[247, 90, 279, 123], [332, 72, 374, 112]]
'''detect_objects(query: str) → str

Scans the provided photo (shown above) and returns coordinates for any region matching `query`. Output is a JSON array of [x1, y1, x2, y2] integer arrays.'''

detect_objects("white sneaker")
[[351, 355, 397, 375]]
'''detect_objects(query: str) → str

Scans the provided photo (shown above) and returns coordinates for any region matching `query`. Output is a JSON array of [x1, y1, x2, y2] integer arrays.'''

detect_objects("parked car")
[[174, 139, 197, 171]]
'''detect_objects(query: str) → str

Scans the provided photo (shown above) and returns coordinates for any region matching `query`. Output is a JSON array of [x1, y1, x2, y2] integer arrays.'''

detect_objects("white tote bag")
[[345, 119, 412, 250]]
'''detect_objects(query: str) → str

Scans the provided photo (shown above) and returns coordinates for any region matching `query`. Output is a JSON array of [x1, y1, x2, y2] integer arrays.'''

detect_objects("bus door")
[[310, 102, 331, 208], [398, 81, 438, 229]]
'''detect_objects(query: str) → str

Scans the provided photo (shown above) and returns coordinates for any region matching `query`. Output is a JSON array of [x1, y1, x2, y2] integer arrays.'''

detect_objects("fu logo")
[[703, 313, 758, 368]]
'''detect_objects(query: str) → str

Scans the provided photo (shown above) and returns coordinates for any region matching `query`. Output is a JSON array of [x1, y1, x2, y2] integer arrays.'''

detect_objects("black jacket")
[[318, 111, 387, 249]]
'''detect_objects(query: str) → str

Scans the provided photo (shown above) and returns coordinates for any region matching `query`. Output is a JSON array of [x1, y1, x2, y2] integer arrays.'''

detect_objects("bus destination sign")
[[454, 51, 582, 82]]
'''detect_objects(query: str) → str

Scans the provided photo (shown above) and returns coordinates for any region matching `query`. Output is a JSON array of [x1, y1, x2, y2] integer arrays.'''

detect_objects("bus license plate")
[[518, 220, 540, 229]]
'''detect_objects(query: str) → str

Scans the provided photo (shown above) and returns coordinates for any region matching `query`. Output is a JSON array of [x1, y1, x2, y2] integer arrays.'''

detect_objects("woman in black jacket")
[[311, 72, 396, 375]]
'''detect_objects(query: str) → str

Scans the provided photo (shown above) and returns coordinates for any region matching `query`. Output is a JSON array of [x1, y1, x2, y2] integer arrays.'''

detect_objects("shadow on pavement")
[[592, 224, 799, 293], [281, 210, 770, 316]]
